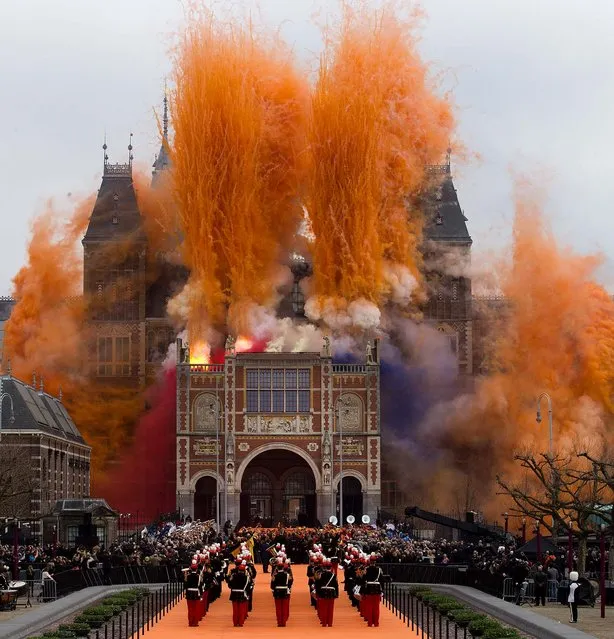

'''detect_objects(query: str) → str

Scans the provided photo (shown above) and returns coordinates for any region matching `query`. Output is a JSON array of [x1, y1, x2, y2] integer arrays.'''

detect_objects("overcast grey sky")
[[1, 0, 613, 295]]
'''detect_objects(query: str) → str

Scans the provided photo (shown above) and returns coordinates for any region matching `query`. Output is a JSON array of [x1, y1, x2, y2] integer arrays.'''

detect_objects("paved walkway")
[[141, 567, 423, 638]]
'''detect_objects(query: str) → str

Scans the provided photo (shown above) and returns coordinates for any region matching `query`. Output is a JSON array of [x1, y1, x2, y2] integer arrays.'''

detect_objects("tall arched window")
[[244, 472, 273, 495]]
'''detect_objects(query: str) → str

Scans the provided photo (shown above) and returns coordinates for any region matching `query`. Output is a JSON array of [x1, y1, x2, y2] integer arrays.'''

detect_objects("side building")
[[0, 297, 16, 369], [0, 372, 91, 541]]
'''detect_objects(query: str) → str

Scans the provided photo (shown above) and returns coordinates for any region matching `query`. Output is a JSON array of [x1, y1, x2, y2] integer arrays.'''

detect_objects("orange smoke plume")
[[306, 1, 454, 321], [417, 178, 614, 512], [170, 9, 308, 339], [4, 197, 92, 388]]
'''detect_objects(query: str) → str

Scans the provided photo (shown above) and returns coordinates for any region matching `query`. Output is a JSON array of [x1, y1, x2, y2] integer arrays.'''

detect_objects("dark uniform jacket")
[[227, 570, 251, 602], [185, 571, 201, 600], [362, 565, 383, 595], [271, 570, 293, 599], [315, 569, 339, 599]]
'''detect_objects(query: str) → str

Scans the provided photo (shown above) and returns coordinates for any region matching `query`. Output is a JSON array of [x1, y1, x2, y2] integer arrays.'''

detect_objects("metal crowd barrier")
[[501, 577, 560, 604]]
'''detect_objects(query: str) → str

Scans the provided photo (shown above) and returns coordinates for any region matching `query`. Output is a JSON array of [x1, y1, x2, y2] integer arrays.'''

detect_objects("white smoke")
[[383, 263, 418, 306], [304, 296, 381, 331], [167, 281, 194, 325]]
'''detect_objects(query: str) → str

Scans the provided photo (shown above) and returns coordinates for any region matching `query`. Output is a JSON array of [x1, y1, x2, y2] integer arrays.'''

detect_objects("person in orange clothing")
[[315, 559, 339, 627], [271, 560, 293, 626], [184, 561, 201, 627], [361, 554, 384, 627]]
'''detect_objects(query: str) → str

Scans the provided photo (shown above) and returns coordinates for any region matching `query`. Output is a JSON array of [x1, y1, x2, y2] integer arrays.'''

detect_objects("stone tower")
[[422, 154, 473, 375], [82, 138, 147, 387]]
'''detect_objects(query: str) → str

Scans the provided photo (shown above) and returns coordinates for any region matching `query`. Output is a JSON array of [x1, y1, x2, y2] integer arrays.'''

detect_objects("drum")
[[9, 581, 28, 597]]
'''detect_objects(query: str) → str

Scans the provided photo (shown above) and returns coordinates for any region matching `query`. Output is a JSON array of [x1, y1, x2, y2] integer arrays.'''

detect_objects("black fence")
[[53, 565, 185, 598], [383, 581, 472, 639], [88, 582, 183, 639]]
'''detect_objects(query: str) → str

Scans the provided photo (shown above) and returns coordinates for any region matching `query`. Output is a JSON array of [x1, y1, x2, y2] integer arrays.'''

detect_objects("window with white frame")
[[246, 368, 310, 413]]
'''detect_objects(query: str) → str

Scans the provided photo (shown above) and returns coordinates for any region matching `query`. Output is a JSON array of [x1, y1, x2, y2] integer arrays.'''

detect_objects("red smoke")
[[99, 369, 177, 520]]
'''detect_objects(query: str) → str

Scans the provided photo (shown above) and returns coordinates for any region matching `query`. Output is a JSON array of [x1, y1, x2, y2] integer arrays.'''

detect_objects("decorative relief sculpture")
[[307, 442, 319, 452], [193, 394, 219, 431], [245, 415, 313, 434], [337, 394, 363, 432], [226, 462, 234, 485], [238, 442, 250, 452]]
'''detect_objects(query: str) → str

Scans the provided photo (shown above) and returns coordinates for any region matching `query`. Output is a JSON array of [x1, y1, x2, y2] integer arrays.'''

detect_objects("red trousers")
[[232, 600, 249, 627], [318, 598, 335, 626], [200, 590, 209, 619], [275, 597, 290, 626], [187, 599, 199, 626], [362, 594, 381, 627]]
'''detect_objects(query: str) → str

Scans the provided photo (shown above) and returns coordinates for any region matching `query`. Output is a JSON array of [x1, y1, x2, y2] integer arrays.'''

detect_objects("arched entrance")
[[240, 449, 317, 526], [336, 476, 364, 523], [194, 476, 217, 522]]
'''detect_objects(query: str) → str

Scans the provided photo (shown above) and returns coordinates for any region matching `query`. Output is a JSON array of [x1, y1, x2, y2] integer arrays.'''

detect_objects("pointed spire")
[[32, 371, 37, 387], [103, 133, 109, 172], [163, 81, 169, 141], [445, 146, 452, 173], [128, 132, 134, 169], [58, 385, 63, 402], [40, 377, 44, 394], [7, 358, 11, 377]]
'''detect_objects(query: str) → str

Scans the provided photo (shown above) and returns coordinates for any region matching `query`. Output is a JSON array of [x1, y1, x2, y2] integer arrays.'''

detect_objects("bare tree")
[[497, 452, 613, 575]]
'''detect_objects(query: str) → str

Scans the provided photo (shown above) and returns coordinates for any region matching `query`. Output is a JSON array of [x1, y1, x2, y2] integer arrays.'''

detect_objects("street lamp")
[[536, 392, 553, 456], [535, 520, 542, 562], [600, 524, 606, 619], [209, 402, 221, 533], [567, 520, 573, 574], [521, 518, 527, 544], [334, 395, 351, 527], [502, 512, 509, 535]]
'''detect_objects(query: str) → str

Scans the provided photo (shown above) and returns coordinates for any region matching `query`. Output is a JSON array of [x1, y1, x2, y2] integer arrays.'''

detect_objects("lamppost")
[[503, 512, 509, 535], [536, 393, 553, 457], [209, 402, 221, 532], [600, 524, 606, 619], [567, 520, 573, 574], [535, 520, 542, 562], [12, 519, 20, 580], [521, 518, 527, 544], [335, 395, 350, 526]]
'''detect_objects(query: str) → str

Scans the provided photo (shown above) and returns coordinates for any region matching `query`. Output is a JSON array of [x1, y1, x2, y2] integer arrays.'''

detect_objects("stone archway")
[[238, 448, 318, 527], [334, 470, 367, 523]]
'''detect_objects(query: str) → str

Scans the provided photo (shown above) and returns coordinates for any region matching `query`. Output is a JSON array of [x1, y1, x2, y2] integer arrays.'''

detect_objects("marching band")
[[183, 538, 386, 629]]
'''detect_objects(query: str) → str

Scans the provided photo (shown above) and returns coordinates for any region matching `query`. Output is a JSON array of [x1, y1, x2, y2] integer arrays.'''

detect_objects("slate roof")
[[0, 297, 15, 321], [0, 374, 88, 445], [51, 498, 116, 516], [152, 143, 170, 186], [424, 166, 472, 244], [83, 166, 144, 243]]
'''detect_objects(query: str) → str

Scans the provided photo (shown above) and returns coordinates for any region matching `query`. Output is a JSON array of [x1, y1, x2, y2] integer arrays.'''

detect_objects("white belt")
[[366, 581, 380, 585], [187, 588, 200, 592]]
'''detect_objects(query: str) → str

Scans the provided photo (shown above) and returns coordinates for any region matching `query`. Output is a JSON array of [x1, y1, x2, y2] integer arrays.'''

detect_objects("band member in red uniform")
[[361, 554, 384, 627], [315, 559, 339, 627], [271, 561, 293, 626], [227, 562, 251, 627], [184, 560, 201, 627]]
